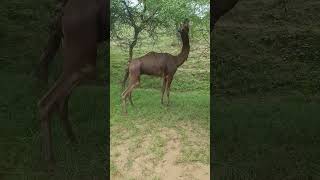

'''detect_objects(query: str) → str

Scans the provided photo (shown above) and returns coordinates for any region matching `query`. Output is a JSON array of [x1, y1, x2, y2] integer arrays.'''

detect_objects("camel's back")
[[135, 52, 177, 76]]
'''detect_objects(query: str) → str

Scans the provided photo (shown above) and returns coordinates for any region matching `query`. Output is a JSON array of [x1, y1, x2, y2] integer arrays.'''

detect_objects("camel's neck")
[[176, 32, 190, 67]]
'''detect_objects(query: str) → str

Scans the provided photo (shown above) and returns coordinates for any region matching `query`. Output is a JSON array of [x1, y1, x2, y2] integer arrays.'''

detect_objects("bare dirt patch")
[[111, 125, 209, 180]]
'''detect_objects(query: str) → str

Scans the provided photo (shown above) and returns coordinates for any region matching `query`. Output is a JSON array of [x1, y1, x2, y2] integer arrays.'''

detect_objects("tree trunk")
[[129, 45, 134, 61], [128, 28, 140, 61]]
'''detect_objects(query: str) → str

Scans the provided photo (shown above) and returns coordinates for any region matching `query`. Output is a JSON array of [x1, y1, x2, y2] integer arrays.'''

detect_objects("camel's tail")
[[122, 66, 129, 91]]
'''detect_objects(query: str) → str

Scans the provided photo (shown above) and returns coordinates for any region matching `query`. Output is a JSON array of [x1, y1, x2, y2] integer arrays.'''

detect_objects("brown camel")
[[37, 0, 107, 166], [121, 19, 190, 114]]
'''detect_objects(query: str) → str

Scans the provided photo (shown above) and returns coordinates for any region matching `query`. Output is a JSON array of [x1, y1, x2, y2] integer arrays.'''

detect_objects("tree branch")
[[122, 0, 137, 28], [140, 8, 159, 29], [140, 0, 147, 21]]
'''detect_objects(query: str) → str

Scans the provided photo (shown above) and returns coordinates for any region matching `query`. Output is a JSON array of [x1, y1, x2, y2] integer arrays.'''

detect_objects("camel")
[[121, 19, 190, 114], [37, 0, 107, 166]]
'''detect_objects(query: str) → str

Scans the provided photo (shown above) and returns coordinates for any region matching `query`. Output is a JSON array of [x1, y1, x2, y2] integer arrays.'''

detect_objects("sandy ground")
[[111, 125, 209, 180]]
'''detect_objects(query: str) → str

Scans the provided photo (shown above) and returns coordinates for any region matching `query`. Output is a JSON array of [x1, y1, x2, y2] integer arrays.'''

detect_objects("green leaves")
[[111, 0, 209, 47]]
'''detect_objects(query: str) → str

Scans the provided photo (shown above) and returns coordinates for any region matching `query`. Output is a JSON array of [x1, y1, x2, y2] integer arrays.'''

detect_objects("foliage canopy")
[[111, 0, 209, 59]]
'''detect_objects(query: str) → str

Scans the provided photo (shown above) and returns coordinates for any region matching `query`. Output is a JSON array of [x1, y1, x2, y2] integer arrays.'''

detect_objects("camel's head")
[[178, 19, 189, 34]]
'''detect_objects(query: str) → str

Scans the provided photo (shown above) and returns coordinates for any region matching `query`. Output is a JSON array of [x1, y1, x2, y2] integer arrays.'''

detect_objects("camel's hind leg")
[[121, 78, 139, 114], [161, 76, 167, 104], [38, 74, 67, 165], [38, 66, 93, 164], [165, 76, 173, 106], [128, 92, 134, 106], [58, 94, 77, 144], [38, 107, 54, 166]]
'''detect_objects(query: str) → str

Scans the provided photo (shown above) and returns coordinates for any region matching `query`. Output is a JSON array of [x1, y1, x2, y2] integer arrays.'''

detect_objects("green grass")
[[110, 32, 210, 178], [213, 95, 320, 179], [214, 0, 320, 96], [213, 0, 320, 178]]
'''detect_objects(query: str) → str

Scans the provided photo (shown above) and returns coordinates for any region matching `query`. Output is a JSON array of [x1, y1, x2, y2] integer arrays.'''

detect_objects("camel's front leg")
[[161, 76, 167, 104]]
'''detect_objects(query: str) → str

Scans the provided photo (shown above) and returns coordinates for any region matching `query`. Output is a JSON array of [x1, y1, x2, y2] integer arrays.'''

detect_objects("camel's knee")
[[37, 99, 44, 109], [121, 94, 127, 102], [121, 90, 126, 97], [38, 99, 54, 122], [38, 104, 49, 122], [38, 97, 47, 112]]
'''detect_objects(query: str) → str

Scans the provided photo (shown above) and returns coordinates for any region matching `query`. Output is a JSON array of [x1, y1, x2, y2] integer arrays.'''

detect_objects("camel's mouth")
[[178, 27, 189, 34], [178, 19, 190, 34]]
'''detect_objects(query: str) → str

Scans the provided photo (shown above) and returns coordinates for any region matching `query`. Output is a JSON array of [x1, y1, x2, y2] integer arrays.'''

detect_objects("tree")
[[111, 0, 209, 61]]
